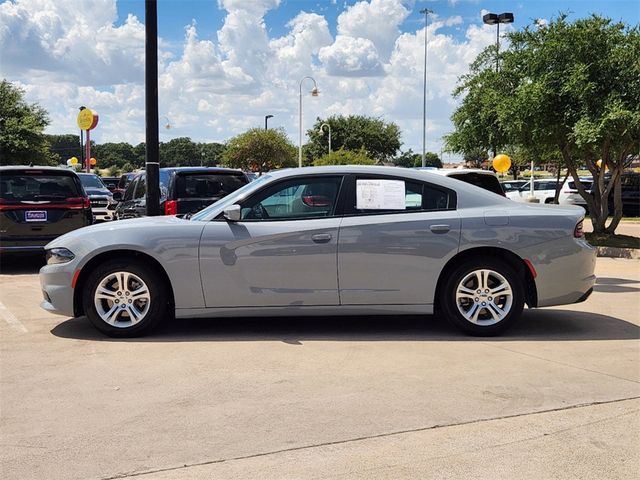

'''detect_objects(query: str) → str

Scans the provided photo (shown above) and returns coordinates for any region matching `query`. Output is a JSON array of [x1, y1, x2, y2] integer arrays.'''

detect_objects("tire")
[[82, 259, 169, 337], [440, 258, 524, 336]]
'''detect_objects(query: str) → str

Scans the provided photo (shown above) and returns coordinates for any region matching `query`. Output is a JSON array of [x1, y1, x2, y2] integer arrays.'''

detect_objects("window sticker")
[[356, 179, 406, 210]]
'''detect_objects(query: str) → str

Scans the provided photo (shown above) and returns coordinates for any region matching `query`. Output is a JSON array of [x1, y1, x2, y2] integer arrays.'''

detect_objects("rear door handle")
[[311, 233, 332, 243], [430, 224, 450, 234]]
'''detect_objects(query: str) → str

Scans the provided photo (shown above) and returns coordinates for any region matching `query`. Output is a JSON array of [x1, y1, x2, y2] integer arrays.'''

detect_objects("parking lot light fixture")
[[483, 12, 514, 72], [299, 76, 319, 168], [320, 123, 331, 155], [265, 114, 274, 130]]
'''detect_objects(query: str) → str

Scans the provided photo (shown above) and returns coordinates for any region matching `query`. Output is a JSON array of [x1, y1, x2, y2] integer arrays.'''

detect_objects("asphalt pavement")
[[1, 256, 639, 480]]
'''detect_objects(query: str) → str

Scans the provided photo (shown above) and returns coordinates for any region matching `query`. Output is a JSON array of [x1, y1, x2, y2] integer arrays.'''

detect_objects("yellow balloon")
[[596, 159, 602, 168], [69, 157, 78, 165], [492, 154, 511, 173]]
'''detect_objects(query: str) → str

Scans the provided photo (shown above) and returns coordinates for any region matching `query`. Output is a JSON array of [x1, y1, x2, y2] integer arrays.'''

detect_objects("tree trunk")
[[553, 167, 569, 204]]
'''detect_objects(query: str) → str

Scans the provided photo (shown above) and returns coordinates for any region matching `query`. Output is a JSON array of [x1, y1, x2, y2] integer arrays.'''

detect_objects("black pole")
[[145, 0, 160, 216], [265, 115, 273, 130], [79, 130, 84, 167]]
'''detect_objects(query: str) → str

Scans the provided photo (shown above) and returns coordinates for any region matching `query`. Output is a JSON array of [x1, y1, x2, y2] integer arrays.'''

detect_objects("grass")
[[585, 232, 640, 249]]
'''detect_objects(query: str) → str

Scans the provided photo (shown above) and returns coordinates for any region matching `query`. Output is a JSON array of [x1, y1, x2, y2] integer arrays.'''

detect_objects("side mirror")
[[223, 204, 241, 222], [112, 191, 123, 201]]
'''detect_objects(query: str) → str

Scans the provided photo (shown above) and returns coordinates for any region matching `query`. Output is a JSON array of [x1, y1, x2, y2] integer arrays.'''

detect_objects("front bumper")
[[91, 207, 114, 222], [39, 263, 77, 317]]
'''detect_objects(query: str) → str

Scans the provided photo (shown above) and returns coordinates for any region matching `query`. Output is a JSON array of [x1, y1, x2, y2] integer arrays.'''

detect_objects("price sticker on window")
[[356, 179, 406, 210]]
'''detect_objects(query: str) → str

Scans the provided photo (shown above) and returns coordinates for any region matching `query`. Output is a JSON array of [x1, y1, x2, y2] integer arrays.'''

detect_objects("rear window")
[[175, 173, 247, 199], [79, 175, 106, 189], [568, 181, 592, 190], [449, 173, 504, 196], [0, 172, 82, 201]]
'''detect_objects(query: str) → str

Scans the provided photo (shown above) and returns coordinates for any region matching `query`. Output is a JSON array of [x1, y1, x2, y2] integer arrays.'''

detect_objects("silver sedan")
[[40, 166, 596, 337]]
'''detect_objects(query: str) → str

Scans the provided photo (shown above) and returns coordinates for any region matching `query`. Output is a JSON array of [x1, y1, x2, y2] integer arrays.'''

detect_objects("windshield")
[[79, 174, 107, 189], [190, 174, 272, 221]]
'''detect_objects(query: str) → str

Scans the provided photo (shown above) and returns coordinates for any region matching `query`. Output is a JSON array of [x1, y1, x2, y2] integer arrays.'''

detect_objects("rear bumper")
[[520, 237, 597, 308]]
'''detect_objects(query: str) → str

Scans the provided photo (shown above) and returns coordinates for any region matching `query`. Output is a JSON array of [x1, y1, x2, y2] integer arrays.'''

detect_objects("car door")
[[198, 175, 345, 308], [338, 174, 460, 306]]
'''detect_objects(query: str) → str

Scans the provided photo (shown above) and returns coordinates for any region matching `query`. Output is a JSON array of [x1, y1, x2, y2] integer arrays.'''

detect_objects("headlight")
[[46, 248, 75, 265]]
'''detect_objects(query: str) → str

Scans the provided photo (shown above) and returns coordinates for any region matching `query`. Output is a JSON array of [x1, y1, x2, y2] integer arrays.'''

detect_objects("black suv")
[[0, 166, 92, 253], [114, 167, 249, 219]]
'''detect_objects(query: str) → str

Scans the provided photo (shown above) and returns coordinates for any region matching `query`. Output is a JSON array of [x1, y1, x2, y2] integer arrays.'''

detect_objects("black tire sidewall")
[[82, 259, 168, 337], [441, 259, 524, 336]]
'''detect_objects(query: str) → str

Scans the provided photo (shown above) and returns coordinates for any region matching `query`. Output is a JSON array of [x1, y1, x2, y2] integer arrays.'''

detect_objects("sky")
[[1, 0, 638, 162]]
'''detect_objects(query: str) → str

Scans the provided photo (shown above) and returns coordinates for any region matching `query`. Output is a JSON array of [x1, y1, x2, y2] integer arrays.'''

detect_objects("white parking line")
[[0, 301, 28, 333]]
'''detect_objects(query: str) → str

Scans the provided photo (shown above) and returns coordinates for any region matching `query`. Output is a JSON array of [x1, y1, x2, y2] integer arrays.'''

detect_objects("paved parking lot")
[[1, 256, 639, 480]]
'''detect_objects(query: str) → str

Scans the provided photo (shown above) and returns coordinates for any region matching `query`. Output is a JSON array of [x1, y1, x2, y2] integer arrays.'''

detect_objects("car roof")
[[160, 167, 244, 174], [0, 165, 78, 173], [426, 168, 498, 177]]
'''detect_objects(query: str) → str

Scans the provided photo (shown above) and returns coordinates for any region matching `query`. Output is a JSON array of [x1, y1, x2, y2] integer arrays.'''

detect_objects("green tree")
[[222, 128, 296, 173], [447, 15, 640, 233], [92, 142, 136, 171], [45, 134, 82, 165], [305, 115, 401, 163], [199, 142, 226, 166], [160, 137, 201, 166], [0, 80, 53, 165], [393, 149, 442, 168], [313, 147, 375, 166]]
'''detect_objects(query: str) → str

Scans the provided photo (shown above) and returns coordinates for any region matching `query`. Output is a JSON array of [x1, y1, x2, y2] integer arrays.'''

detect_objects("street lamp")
[[319, 123, 332, 155], [420, 8, 433, 168], [299, 76, 319, 168], [163, 116, 171, 130], [78, 106, 86, 168], [265, 114, 274, 130], [482, 12, 514, 72]]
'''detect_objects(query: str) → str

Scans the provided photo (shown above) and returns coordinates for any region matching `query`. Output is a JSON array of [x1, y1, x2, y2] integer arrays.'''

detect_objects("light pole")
[[482, 12, 514, 72], [265, 114, 274, 130], [420, 8, 433, 168], [320, 123, 331, 155], [299, 76, 319, 168], [163, 116, 171, 130]]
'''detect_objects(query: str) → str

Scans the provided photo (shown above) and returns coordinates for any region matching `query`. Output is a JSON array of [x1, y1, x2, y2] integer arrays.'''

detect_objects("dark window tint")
[[241, 176, 342, 220], [449, 173, 504, 195], [78, 174, 106, 189], [568, 181, 592, 190], [621, 175, 639, 188], [123, 177, 137, 201], [118, 174, 135, 189], [175, 174, 247, 199], [134, 176, 146, 199], [0, 173, 81, 201]]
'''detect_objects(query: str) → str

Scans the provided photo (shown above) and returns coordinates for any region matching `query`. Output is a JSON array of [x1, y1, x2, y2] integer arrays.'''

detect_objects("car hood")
[[45, 215, 196, 250]]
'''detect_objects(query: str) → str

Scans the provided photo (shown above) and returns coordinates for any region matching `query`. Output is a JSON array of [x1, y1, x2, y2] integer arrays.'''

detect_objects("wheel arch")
[[73, 249, 175, 317], [434, 246, 537, 311]]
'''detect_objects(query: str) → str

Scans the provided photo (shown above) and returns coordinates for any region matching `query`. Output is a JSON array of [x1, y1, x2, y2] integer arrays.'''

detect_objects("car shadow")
[[593, 276, 640, 293], [50, 308, 640, 343], [0, 254, 45, 274]]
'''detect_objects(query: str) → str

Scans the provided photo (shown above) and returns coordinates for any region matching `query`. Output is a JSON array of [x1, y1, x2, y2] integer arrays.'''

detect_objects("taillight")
[[574, 220, 584, 238], [164, 200, 178, 215], [66, 197, 91, 209]]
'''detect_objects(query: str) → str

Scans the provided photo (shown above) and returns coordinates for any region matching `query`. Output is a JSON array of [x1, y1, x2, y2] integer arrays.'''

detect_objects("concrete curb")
[[596, 246, 640, 259]]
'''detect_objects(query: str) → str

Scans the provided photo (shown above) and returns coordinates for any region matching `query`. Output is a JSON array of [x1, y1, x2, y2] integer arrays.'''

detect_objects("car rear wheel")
[[82, 259, 168, 337], [440, 259, 524, 336]]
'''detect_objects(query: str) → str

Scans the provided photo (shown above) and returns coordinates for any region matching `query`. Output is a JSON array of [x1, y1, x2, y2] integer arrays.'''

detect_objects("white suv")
[[507, 178, 592, 209]]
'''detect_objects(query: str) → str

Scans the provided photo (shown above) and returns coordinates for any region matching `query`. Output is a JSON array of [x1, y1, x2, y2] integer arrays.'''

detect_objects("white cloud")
[[319, 35, 384, 77], [336, 0, 411, 61]]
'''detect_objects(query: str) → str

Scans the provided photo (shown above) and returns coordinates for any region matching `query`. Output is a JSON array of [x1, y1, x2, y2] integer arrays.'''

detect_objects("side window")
[[353, 178, 451, 214], [123, 178, 137, 201], [240, 177, 343, 221], [134, 176, 146, 199]]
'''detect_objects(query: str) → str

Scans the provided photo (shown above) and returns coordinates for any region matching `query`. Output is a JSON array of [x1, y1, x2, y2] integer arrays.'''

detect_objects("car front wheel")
[[440, 259, 524, 336], [82, 259, 168, 337]]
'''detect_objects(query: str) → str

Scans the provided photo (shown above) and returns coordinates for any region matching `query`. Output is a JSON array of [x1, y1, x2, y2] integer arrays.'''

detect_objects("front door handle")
[[430, 224, 450, 234], [311, 233, 332, 244]]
